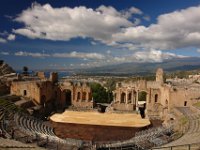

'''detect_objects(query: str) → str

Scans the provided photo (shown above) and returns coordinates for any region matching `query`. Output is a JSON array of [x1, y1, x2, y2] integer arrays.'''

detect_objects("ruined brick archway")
[[138, 91, 147, 102], [121, 92, 126, 103], [77, 92, 81, 101]]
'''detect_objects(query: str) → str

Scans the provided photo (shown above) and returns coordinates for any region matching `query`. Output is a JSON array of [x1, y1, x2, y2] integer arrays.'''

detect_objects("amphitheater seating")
[[0, 98, 83, 149], [97, 125, 173, 150], [14, 113, 83, 147], [14, 114, 52, 136], [161, 107, 200, 148], [0, 137, 37, 149]]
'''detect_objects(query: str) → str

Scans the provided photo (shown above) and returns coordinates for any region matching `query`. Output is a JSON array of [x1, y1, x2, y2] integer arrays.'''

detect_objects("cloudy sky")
[[1, 0, 200, 70]]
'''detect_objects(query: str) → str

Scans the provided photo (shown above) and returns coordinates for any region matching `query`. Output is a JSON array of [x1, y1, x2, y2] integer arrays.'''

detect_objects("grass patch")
[[193, 102, 200, 108], [179, 116, 188, 125], [0, 98, 25, 113]]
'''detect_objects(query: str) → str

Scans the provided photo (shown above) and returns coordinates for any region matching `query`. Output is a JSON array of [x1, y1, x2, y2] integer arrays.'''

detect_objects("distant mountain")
[[78, 57, 200, 75]]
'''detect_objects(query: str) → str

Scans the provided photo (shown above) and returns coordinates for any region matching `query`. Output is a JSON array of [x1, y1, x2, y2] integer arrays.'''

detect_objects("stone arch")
[[128, 92, 132, 103], [88, 92, 92, 101], [82, 92, 87, 101], [23, 90, 27, 96], [165, 99, 168, 105], [138, 91, 147, 119], [165, 99, 168, 109], [121, 92, 126, 103], [77, 92, 81, 101], [138, 91, 147, 102]]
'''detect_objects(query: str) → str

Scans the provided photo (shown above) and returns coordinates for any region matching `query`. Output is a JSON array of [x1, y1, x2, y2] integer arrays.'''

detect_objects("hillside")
[[78, 57, 200, 76]]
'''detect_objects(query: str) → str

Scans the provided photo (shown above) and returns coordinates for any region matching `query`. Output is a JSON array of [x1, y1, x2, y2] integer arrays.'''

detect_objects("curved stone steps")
[[163, 111, 200, 147]]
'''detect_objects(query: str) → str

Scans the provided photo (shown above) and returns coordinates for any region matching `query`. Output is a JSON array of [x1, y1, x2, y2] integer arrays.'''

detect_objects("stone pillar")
[[119, 92, 121, 104], [125, 90, 128, 104], [71, 91, 73, 103], [131, 90, 134, 104], [136, 90, 139, 112], [87, 92, 89, 102], [145, 93, 149, 114], [80, 91, 82, 101]]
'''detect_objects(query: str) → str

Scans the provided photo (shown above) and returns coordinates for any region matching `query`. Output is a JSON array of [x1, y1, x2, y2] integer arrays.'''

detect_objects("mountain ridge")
[[77, 57, 200, 75]]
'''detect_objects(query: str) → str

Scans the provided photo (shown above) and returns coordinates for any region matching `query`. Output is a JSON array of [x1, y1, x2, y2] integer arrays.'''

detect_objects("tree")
[[104, 79, 116, 91], [22, 66, 29, 76], [90, 82, 113, 103], [138, 91, 147, 101]]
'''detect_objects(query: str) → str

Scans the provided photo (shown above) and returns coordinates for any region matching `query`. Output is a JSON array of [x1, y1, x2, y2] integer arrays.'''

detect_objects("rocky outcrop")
[[0, 60, 15, 76]]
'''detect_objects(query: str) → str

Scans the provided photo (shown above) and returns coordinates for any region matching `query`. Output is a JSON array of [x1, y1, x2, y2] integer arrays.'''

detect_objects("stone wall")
[[11, 81, 41, 103], [59, 81, 93, 108], [51, 121, 149, 142], [10, 80, 57, 105]]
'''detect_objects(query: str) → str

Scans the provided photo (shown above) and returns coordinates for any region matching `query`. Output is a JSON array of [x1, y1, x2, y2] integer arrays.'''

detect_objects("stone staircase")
[[162, 107, 200, 147], [0, 97, 83, 150]]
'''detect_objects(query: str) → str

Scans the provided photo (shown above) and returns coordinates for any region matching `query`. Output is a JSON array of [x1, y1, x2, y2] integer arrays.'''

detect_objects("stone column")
[[80, 92, 82, 102], [119, 91, 121, 104], [87, 92, 90, 102], [136, 90, 139, 112], [71, 91, 73, 103], [85, 92, 88, 101], [125, 90, 128, 104], [131, 90, 134, 104]]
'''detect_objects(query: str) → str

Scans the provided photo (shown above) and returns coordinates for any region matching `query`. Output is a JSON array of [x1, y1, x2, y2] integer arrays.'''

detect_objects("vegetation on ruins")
[[22, 66, 29, 76], [179, 116, 188, 126], [193, 102, 200, 109], [138, 91, 147, 101], [104, 78, 116, 91], [90, 82, 113, 103], [0, 97, 25, 113]]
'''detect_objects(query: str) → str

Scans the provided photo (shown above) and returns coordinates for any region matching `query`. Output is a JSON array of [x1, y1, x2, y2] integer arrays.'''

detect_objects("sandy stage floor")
[[50, 111, 150, 127]]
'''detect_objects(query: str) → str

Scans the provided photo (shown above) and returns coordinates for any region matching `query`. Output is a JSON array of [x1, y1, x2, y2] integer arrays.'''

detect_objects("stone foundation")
[[51, 121, 149, 141]]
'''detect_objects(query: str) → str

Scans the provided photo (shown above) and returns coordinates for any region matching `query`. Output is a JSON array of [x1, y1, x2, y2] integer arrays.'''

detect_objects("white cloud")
[[129, 7, 143, 15], [143, 15, 150, 21], [0, 32, 15, 43], [7, 34, 16, 41], [0, 38, 7, 43], [197, 48, 200, 52], [112, 5, 200, 50], [52, 51, 105, 60], [121, 7, 143, 19], [14, 49, 185, 68], [0, 31, 8, 36], [15, 51, 50, 57], [133, 49, 185, 62], [14, 51, 105, 60], [0, 51, 9, 55], [91, 41, 97, 45], [77, 49, 185, 68], [106, 50, 111, 54], [13, 3, 136, 44], [110, 50, 184, 63]]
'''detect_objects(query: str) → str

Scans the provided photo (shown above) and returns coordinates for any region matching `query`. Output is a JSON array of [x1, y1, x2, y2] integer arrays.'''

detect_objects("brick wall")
[[51, 121, 150, 142]]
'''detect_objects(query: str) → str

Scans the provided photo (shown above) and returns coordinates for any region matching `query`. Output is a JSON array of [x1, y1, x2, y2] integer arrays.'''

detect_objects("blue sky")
[[1, 0, 200, 70]]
